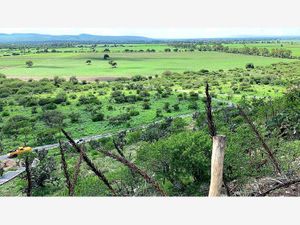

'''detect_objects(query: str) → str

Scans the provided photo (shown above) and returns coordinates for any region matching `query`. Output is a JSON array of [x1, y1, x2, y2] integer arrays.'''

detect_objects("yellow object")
[[8, 146, 32, 158]]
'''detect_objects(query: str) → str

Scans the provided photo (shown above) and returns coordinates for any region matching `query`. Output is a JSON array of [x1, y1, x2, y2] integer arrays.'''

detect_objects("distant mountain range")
[[0, 33, 155, 44], [1, 33, 300, 44]]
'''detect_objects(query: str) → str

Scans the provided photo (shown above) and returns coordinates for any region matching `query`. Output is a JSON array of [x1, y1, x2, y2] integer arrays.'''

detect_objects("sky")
[[1, 28, 300, 39], [1, 0, 300, 39]]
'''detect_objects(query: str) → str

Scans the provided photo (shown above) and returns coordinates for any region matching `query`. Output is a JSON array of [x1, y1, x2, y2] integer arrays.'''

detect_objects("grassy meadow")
[[0, 44, 296, 79]]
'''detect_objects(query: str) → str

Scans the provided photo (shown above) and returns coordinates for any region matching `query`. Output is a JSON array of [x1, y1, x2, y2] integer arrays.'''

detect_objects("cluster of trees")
[[170, 42, 294, 58], [198, 44, 293, 58]]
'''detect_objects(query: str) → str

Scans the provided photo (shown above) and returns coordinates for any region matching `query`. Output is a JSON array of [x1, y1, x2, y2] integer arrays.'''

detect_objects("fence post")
[[209, 135, 226, 197]]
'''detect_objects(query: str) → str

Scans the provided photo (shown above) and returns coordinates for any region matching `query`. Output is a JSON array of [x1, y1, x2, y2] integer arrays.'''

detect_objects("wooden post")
[[209, 135, 226, 197]]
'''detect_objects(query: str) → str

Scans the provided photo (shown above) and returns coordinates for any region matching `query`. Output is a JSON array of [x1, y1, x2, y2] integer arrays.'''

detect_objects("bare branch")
[[113, 138, 125, 158], [237, 105, 282, 175], [98, 148, 166, 196], [205, 83, 217, 137], [25, 156, 32, 197], [59, 141, 72, 195], [70, 148, 83, 196], [257, 178, 300, 196], [61, 129, 117, 196]]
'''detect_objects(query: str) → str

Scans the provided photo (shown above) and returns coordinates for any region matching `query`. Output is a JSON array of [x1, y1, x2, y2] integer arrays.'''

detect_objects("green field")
[[0, 51, 295, 80]]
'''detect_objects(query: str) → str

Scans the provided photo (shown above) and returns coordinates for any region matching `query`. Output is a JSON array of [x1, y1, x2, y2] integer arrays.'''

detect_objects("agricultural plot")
[[0, 50, 295, 79]]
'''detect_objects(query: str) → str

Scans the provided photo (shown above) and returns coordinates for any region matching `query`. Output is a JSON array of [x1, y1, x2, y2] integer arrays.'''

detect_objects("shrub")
[[41, 110, 65, 128], [36, 129, 58, 145], [78, 94, 100, 105], [172, 103, 180, 111], [156, 109, 163, 118], [92, 111, 105, 122], [69, 112, 80, 123], [0, 101, 4, 112], [26, 60, 33, 68], [2, 115, 31, 138], [141, 118, 173, 142], [188, 101, 198, 110], [142, 102, 151, 110], [171, 117, 187, 132], [54, 92, 68, 104], [28, 150, 57, 190], [109, 113, 131, 126], [245, 63, 255, 69], [137, 131, 211, 196], [42, 103, 57, 110]]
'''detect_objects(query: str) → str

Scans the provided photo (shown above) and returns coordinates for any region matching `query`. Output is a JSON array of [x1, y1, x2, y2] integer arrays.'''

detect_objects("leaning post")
[[209, 135, 226, 197]]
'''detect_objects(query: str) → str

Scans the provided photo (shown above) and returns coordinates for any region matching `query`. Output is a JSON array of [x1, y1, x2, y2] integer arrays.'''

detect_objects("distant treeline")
[[171, 43, 295, 59]]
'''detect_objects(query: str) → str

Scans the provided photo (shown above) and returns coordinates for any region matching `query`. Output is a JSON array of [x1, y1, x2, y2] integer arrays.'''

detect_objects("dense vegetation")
[[171, 42, 296, 59], [0, 41, 299, 196]]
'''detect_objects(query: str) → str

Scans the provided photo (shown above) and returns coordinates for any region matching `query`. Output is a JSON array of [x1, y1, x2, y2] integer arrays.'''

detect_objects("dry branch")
[[257, 178, 300, 196], [59, 141, 72, 195], [98, 148, 166, 196], [59, 140, 84, 196], [61, 129, 116, 196], [237, 106, 282, 175], [205, 83, 217, 137], [113, 138, 125, 158], [70, 150, 83, 196], [25, 156, 32, 197]]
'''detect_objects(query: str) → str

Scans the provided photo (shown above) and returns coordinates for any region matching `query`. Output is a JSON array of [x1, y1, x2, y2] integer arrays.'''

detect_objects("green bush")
[[92, 111, 105, 122], [137, 131, 211, 196]]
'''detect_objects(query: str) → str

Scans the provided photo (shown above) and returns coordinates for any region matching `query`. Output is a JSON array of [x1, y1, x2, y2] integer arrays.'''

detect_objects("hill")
[[0, 33, 155, 44]]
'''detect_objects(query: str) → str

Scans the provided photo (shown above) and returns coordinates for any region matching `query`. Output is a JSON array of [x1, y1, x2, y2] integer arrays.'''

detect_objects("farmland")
[[0, 41, 299, 197], [0, 44, 296, 79]]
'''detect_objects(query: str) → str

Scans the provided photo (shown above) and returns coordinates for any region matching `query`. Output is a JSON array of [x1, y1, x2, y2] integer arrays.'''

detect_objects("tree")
[[41, 110, 65, 128], [109, 60, 117, 68], [69, 76, 79, 85], [103, 54, 110, 60], [26, 60, 33, 68], [29, 149, 57, 188], [245, 63, 255, 69], [86, 59, 92, 65], [2, 115, 31, 140]]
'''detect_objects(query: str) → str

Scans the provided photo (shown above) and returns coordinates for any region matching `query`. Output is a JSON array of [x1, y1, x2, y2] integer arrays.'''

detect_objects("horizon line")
[[1, 28, 300, 39], [1, 32, 300, 40]]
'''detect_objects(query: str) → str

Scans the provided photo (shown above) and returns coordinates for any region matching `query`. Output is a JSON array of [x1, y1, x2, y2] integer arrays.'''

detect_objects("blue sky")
[[1, 28, 300, 39]]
